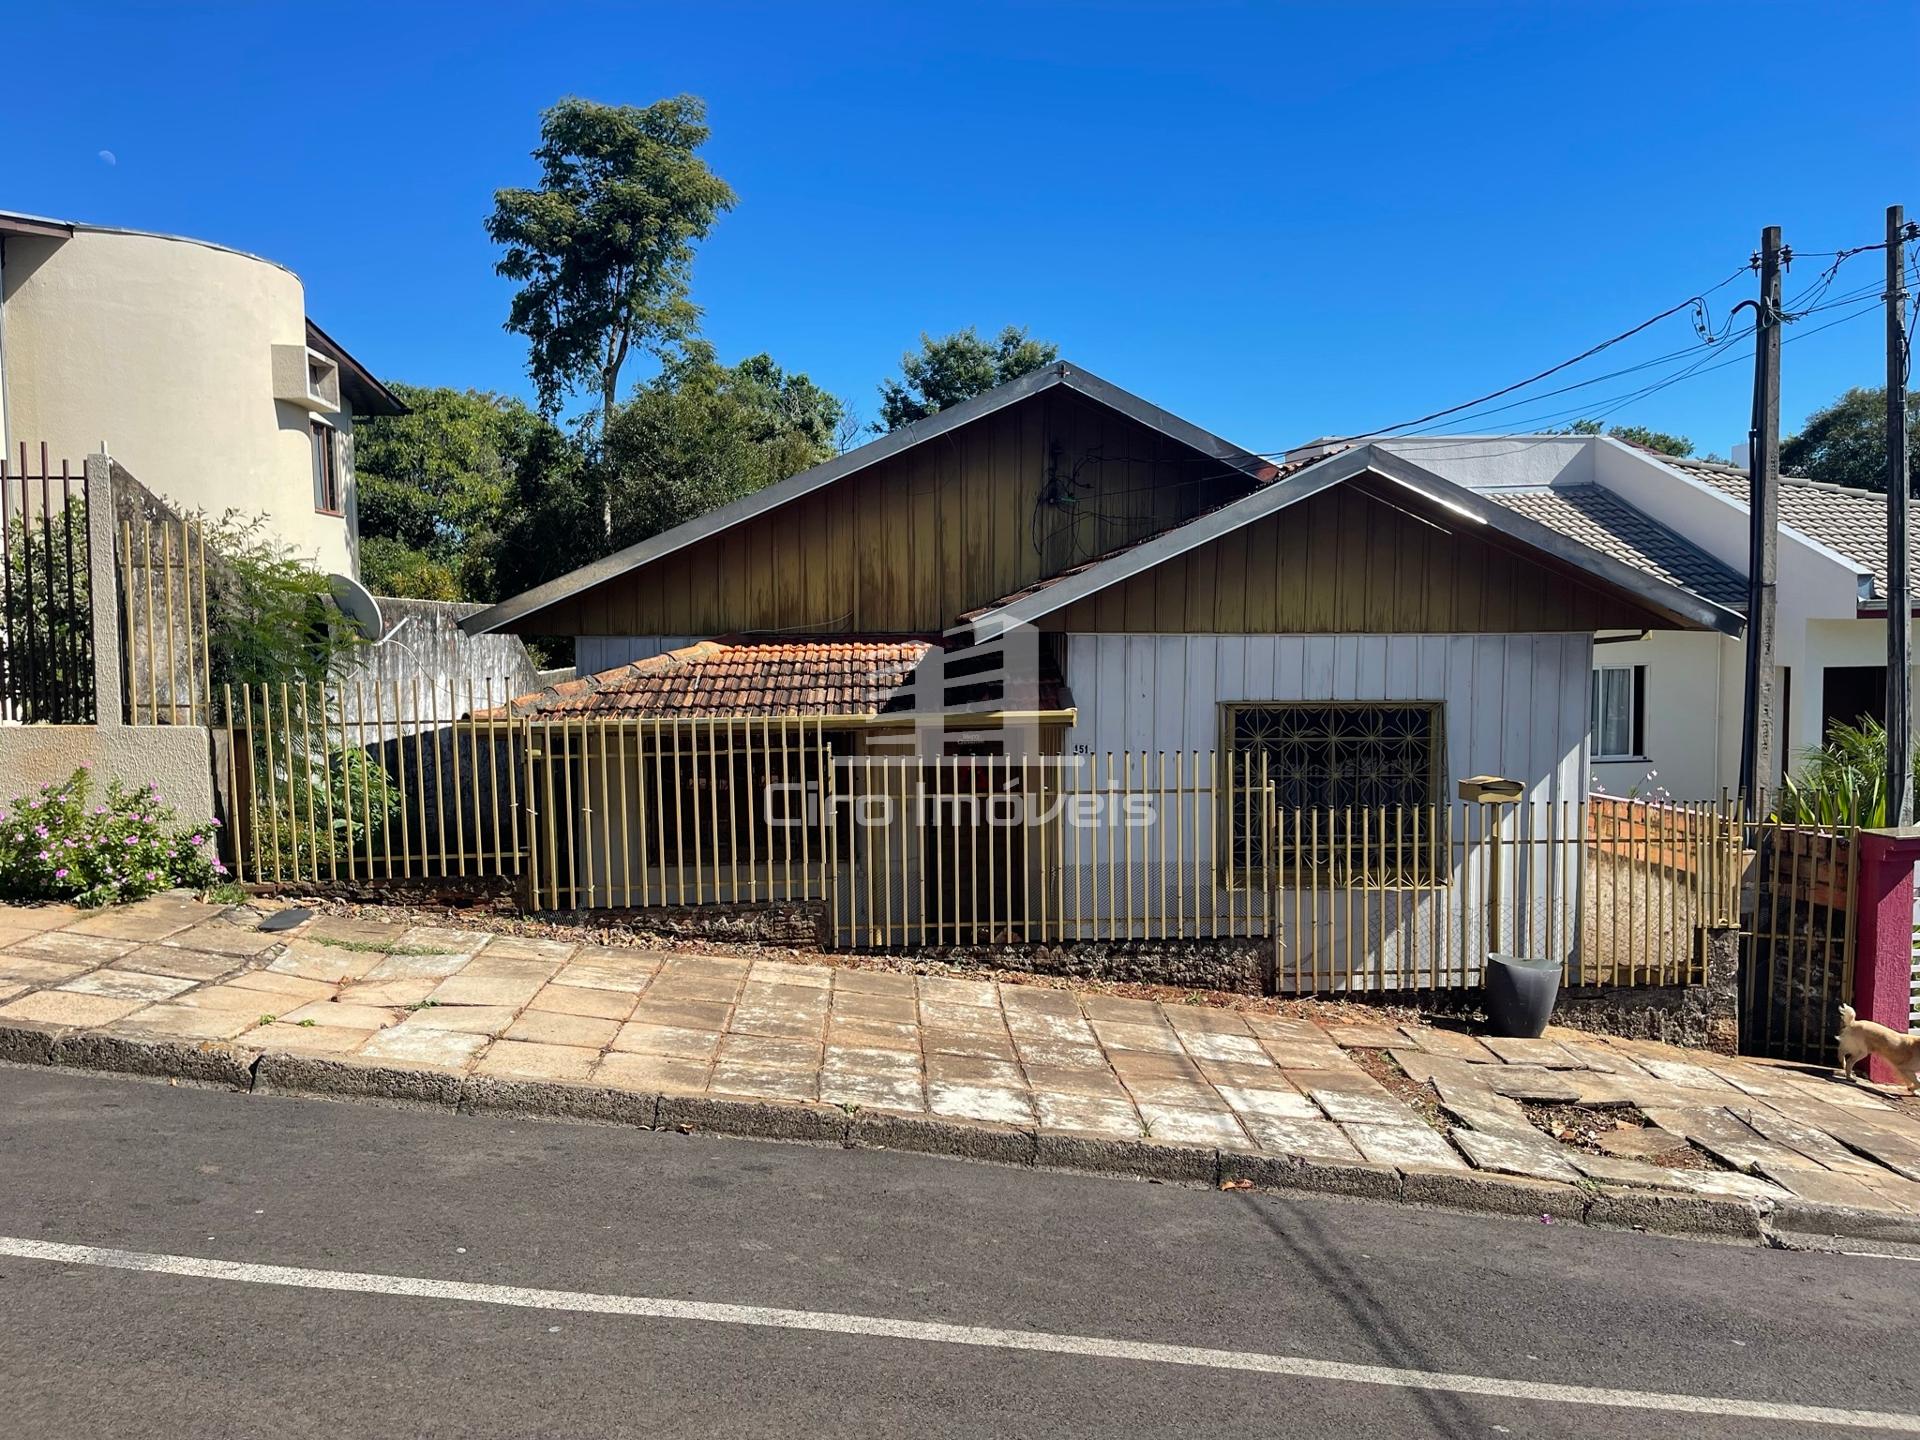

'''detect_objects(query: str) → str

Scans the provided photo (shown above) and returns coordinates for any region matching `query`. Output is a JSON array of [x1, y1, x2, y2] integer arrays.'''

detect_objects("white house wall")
[[1061, 633, 1593, 803], [1588, 630, 1742, 801], [1, 228, 357, 575], [1057, 632, 1593, 989]]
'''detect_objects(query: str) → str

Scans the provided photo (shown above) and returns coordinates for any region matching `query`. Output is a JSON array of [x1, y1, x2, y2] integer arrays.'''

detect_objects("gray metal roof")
[[1481, 484, 1748, 611], [1661, 455, 1911, 603], [459, 362, 1281, 635]]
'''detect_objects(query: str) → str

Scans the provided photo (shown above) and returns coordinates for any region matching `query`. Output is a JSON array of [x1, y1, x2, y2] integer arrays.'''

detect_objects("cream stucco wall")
[[0, 725, 214, 823], [0, 227, 356, 575]]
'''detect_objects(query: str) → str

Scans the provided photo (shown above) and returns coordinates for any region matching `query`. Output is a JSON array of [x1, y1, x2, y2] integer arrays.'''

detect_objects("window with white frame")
[[1591, 664, 1646, 760]]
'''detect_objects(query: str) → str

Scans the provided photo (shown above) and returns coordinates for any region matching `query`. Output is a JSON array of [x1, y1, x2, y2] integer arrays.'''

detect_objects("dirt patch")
[[1523, 1102, 1720, 1171], [1348, 1047, 1448, 1132]]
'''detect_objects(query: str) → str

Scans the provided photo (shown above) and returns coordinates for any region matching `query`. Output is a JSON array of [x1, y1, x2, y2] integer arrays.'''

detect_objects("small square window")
[[311, 420, 342, 515], [1591, 665, 1646, 761]]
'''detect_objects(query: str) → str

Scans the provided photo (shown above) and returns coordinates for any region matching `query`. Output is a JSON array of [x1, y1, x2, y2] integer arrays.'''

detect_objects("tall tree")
[[1781, 386, 1920, 492], [487, 95, 737, 445], [1563, 418, 1695, 457], [352, 384, 546, 600], [484, 345, 843, 602], [876, 325, 1059, 431]]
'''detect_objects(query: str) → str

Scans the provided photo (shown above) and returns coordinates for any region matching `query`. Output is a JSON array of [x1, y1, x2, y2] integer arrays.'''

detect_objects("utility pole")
[[1887, 205, 1914, 826], [1738, 225, 1784, 818]]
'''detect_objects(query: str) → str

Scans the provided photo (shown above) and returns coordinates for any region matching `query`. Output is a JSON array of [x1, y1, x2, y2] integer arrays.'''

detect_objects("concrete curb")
[[11, 1024, 1912, 1249]]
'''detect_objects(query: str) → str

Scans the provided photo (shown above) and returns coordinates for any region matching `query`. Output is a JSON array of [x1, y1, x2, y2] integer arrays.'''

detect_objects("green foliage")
[[1781, 386, 1920, 493], [352, 384, 547, 599], [1563, 419, 1694, 457], [203, 514, 364, 689], [1775, 718, 1909, 829], [0, 769, 223, 907], [0, 498, 93, 721], [483, 343, 842, 599], [877, 326, 1059, 431], [358, 537, 461, 603], [487, 95, 737, 437]]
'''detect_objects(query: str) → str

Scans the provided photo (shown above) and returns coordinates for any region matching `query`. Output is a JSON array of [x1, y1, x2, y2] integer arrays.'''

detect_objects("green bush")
[[1776, 718, 1906, 828], [0, 769, 225, 907]]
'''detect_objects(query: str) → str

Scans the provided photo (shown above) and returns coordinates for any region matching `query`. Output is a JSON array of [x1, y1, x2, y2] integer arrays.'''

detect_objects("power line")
[[1314, 264, 1753, 445]]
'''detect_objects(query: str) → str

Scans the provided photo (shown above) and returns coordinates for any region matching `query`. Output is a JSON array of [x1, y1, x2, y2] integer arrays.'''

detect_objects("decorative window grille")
[[1224, 701, 1446, 881]]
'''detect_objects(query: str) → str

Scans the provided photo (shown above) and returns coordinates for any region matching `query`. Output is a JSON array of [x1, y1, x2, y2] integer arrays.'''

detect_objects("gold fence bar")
[[224, 684, 245, 884], [161, 522, 177, 723]]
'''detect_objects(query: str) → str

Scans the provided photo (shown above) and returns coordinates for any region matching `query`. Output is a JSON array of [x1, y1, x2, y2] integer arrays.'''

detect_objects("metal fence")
[[220, 677, 532, 886], [120, 513, 212, 726], [0, 444, 94, 723], [213, 690, 1747, 996], [1739, 820, 1856, 1064], [836, 750, 1272, 948]]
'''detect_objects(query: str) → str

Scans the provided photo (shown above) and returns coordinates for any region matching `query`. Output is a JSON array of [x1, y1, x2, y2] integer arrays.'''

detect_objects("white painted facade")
[[1059, 632, 1592, 804], [1380, 434, 1909, 802], [0, 218, 377, 576]]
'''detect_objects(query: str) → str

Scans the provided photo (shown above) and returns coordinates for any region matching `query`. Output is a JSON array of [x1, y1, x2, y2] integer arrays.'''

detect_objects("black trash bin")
[[1483, 952, 1560, 1039]]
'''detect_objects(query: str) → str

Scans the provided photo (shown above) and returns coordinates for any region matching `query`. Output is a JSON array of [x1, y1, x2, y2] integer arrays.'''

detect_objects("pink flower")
[[123, 835, 138, 846], [54, 868, 68, 879], [189, 834, 204, 847]]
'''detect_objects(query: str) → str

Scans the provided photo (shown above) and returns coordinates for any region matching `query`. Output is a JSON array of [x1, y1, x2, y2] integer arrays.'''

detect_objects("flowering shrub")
[[0, 769, 227, 907]]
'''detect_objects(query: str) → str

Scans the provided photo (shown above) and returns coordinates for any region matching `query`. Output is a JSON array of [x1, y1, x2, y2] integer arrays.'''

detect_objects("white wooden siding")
[[1062, 633, 1592, 803], [1061, 633, 1593, 989]]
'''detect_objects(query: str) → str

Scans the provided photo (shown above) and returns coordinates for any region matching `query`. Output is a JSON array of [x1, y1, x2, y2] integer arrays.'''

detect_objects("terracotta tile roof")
[[489, 636, 1071, 720], [1480, 485, 1748, 611], [1658, 455, 1913, 602]]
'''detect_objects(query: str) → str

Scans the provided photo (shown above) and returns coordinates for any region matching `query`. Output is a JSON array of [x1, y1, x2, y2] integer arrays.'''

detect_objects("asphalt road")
[[0, 1064, 1914, 1439]]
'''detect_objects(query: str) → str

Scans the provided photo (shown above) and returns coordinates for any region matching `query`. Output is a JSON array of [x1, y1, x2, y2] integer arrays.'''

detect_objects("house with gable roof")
[[462, 365, 1746, 972]]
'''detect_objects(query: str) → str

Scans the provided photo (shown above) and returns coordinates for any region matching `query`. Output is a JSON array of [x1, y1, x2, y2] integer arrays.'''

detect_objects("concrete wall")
[[0, 227, 355, 575], [354, 597, 544, 709], [0, 724, 214, 823]]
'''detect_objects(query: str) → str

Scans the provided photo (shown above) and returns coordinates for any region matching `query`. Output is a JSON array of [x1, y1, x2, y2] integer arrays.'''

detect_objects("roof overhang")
[[459, 362, 1279, 636], [306, 318, 407, 418], [0, 210, 75, 241], [964, 445, 1748, 640]]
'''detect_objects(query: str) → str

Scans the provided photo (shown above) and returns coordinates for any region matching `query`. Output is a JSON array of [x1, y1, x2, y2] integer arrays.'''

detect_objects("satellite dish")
[[326, 572, 385, 639]]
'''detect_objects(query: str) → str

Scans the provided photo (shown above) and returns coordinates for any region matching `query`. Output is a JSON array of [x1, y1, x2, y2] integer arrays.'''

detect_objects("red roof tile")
[[491, 637, 939, 719]]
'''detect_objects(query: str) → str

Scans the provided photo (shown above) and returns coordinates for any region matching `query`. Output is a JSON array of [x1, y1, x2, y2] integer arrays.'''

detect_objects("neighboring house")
[[461, 364, 1742, 954], [0, 208, 404, 578], [1379, 435, 1912, 801]]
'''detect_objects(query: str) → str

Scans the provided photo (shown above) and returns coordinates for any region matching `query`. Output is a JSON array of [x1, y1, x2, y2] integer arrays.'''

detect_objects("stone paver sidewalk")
[[4, 895, 1919, 1234]]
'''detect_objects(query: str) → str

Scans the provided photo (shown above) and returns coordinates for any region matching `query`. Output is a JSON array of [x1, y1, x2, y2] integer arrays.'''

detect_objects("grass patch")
[[304, 934, 448, 958]]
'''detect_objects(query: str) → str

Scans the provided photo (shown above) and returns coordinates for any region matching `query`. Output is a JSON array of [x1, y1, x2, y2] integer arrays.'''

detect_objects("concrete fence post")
[[1850, 827, 1920, 1084], [82, 454, 123, 727]]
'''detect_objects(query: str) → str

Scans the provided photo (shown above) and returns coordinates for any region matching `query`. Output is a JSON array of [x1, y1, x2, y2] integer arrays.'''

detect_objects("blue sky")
[[8, 2, 1914, 454]]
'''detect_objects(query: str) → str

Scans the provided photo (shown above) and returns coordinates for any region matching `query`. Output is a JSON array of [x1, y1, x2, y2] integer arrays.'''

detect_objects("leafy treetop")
[[487, 95, 737, 440], [1781, 386, 1920, 493], [876, 326, 1059, 431]]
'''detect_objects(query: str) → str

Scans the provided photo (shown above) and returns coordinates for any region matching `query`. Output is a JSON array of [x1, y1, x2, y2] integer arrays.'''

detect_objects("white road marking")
[[1, 1234, 1911, 1432]]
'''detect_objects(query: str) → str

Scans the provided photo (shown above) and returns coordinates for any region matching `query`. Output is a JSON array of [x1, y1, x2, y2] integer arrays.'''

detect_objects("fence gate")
[[1738, 822, 1856, 1065]]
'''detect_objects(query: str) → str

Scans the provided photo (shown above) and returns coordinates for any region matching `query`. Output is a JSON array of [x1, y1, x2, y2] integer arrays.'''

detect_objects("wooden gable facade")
[[506, 387, 1257, 638], [1035, 478, 1685, 636]]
